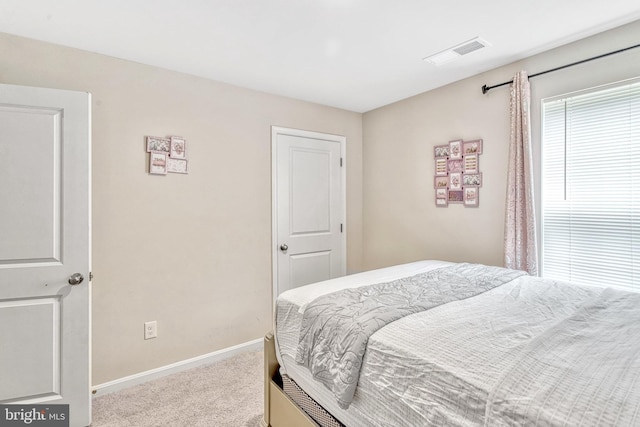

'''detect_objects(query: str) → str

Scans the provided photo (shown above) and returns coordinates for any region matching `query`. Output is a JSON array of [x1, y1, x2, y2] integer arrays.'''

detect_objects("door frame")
[[271, 126, 346, 303]]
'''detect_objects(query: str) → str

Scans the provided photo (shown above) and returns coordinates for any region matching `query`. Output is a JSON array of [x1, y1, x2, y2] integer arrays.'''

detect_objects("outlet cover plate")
[[144, 321, 157, 340]]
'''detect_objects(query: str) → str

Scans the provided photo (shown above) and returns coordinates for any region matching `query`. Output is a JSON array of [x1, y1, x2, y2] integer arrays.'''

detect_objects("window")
[[542, 79, 640, 290]]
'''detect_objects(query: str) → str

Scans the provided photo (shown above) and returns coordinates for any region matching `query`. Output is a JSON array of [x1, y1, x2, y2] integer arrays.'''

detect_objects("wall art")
[[146, 136, 170, 153], [149, 151, 168, 175], [170, 136, 187, 159], [146, 135, 189, 175], [464, 187, 479, 207], [167, 158, 188, 174], [433, 138, 483, 207]]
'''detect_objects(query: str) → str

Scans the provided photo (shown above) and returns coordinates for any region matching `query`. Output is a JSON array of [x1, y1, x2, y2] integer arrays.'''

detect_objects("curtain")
[[504, 71, 538, 275]]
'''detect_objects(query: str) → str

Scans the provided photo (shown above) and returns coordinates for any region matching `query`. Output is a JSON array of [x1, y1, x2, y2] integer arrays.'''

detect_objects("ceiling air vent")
[[424, 37, 491, 66]]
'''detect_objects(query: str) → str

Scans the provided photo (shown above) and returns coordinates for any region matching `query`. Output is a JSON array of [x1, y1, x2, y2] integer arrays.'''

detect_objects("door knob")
[[280, 244, 288, 252], [68, 273, 84, 285]]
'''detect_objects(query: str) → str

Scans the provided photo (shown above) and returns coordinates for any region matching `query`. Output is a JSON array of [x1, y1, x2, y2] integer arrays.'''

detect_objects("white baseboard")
[[92, 337, 263, 396]]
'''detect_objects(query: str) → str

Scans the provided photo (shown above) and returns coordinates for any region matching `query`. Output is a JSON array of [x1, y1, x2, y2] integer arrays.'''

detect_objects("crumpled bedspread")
[[295, 263, 526, 408]]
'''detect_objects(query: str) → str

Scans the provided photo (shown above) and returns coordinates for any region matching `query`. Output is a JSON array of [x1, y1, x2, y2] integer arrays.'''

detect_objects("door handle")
[[68, 273, 84, 285], [280, 244, 288, 252]]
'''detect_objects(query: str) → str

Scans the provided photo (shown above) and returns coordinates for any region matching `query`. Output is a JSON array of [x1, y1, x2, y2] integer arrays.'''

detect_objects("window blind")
[[542, 79, 640, 290]]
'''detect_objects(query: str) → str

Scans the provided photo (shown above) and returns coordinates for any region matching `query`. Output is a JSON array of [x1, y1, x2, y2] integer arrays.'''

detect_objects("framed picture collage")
[[146, 135, 189, 175], [434, 138, 483, 207]]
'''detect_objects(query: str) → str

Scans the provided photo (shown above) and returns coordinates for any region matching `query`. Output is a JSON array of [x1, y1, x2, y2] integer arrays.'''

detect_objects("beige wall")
[[2, 18, 639, 386], [362, 19, 640, 271], [0, 32, 363, 384]]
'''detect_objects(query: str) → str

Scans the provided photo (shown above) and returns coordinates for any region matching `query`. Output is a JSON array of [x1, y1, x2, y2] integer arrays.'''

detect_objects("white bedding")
[[276, 260, 454, 425], [274, 260, 630, 426]]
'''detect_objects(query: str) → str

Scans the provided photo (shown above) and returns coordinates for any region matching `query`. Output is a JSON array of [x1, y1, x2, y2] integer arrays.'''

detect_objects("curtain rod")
[[481, 42, 640, 94]]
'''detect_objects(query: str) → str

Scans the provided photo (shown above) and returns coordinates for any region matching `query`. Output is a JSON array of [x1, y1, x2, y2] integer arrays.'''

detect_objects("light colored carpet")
[[91, 350, 263, 427]]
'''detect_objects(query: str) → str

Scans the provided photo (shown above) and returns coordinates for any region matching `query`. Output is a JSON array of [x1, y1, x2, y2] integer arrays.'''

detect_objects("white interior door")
[[272, 127, 345, 298], [0, 84, 91, 426]]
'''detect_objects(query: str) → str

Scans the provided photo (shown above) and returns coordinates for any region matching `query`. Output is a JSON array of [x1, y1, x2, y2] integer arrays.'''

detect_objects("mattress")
[[275, 260, 639, 426]]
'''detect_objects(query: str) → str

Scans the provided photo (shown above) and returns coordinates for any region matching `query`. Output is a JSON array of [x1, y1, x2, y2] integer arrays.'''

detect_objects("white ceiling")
[[1, 1, 640, 112]]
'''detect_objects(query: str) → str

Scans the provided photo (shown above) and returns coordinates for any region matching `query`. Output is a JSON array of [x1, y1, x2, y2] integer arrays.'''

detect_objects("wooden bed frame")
[[262, 331, 319, 427]]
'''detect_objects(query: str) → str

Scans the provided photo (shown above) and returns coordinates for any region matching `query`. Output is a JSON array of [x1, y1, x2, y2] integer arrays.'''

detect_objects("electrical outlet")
[[144, 321, 157, 340]]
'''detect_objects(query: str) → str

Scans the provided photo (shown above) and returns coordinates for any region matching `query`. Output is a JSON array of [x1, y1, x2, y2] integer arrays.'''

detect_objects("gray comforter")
[[295, 263, 526, 408]]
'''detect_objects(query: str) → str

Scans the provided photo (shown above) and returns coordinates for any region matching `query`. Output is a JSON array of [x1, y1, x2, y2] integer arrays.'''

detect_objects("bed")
[[262, 260, 640, 427]]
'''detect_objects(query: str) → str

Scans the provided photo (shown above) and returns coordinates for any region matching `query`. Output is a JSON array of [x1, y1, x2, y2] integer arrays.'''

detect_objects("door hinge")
[[340, 223, 343, 233], [89, 272, 94, 281], [340, 157, 343, 167]]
